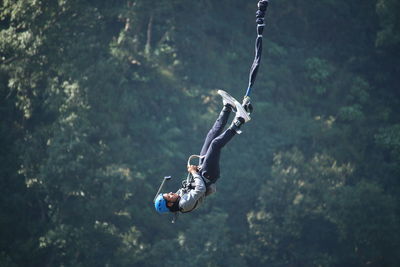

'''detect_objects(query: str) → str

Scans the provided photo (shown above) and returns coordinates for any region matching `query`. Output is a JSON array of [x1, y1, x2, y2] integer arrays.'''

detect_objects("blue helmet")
[[154, 194, 169, 214]]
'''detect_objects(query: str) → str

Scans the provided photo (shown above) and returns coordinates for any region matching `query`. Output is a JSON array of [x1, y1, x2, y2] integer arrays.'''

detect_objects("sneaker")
[[217, 90, 237, 112], [234, 98, 251, 123]]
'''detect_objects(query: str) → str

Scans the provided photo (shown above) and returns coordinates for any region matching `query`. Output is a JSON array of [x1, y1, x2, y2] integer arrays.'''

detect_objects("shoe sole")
[[217, 90, 251, 122], [218, 90, 237, 111]]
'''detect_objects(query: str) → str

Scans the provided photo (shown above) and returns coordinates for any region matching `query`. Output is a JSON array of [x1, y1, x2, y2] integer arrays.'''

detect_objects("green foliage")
[[247, 148, 351, 266], [326, 181, 400, 266], [145, 209, 247, 267], [1, 0, 400, 266], [376, 0, 400, 47], [305, 57, 335, 95], [375, 124, 400, 159]]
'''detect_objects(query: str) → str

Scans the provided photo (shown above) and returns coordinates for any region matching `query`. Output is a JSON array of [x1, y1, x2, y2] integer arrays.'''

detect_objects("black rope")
[[245, 0, 269, 98]]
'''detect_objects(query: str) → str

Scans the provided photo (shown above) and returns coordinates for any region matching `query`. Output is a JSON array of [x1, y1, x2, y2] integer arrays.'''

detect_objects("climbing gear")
[[242, 96, 253, 114], [230, 117, 245, 134], [185, 154, 215, 187], [187, 154, 205, 169], [186, 154, 208, 184], [154, 194, 169, 214]]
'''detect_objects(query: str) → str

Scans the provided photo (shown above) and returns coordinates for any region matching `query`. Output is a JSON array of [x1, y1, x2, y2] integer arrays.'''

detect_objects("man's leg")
[[199, 106, 232, 164], [200, 98, 250, 182], [200, 127, 237, 182]]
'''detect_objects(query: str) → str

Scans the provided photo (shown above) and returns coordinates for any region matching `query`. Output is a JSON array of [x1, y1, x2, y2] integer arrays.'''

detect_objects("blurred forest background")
[[1, 0, 400, 266]]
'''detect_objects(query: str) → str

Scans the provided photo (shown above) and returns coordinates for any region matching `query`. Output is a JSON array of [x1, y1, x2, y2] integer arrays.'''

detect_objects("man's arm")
[[179, 165, 206, 211], [187, 165, 206, 198]]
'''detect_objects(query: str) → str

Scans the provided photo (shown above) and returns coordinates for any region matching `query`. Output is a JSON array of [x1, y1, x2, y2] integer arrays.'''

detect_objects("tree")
[[247, 148, 350, 266]]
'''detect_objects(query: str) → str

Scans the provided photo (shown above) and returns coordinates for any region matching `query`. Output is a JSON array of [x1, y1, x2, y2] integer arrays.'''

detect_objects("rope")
[[245, 0, 269, 98]]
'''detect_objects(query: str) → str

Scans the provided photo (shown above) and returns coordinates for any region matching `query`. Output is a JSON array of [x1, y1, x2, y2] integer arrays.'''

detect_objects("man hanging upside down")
[[154, 90, 251, 214]]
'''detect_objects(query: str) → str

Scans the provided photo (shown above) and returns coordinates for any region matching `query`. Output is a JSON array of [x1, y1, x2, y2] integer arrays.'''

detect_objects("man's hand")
[[187, 165, 199, 174]]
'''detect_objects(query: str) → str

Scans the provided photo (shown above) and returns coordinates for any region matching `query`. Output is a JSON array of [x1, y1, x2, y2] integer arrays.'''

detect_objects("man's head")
[[154, 192, 180, 214]]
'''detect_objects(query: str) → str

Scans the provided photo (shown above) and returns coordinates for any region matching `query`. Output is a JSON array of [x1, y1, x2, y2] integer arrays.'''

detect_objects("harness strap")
[[179, 154, 212, 213]]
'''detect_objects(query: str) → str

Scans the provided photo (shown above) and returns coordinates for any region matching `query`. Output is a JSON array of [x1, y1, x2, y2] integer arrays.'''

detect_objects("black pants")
[[199, 108, 236, 182]]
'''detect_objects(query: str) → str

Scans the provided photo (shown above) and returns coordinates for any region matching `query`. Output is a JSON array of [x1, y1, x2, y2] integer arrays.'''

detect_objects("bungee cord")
[[244, 0, 269, 104]]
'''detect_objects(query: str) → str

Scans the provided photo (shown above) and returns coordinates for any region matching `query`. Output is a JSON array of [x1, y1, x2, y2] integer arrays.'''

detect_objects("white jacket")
[[177, 173, 207, 213]]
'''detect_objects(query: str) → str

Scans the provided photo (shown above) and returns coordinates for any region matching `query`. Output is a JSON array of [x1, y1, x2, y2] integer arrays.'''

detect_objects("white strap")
[[187, 154, 205, 167]]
